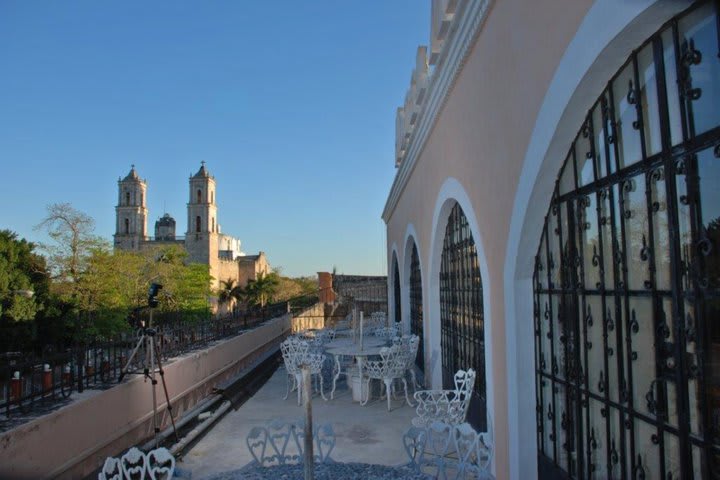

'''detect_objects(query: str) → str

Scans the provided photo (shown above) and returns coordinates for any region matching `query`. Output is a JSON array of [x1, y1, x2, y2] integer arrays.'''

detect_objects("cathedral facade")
[[113, 163, 269, 291]]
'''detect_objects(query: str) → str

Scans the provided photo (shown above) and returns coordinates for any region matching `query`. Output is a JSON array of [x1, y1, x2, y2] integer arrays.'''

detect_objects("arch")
[[401, 223, 421, 335], [388, 242, 400, 324], [503, 1, 692, 478], [197, 189, 202, 204], [195, 216, 201, 233], [125, 191, 130, 206], [124, 218, 129, 234], [212, 217, 215, 233], [428, 177, 493, 433], [211, 191, 214, 204], [403, 225, 424, 368]]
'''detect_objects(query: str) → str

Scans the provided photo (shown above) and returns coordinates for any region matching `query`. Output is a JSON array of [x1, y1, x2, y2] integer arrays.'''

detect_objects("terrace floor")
[[183, 366, 418, 479]]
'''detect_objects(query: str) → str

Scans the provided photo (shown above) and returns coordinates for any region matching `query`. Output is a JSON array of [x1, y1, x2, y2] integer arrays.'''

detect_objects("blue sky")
[[0, 1, 429, 277]]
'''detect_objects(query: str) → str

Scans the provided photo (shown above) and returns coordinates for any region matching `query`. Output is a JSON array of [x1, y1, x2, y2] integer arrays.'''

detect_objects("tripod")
[[119, 308, 179, 447]]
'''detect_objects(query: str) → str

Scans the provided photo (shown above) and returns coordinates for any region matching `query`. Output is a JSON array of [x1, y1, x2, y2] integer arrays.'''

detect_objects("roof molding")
[[382, 0, 493, 223]]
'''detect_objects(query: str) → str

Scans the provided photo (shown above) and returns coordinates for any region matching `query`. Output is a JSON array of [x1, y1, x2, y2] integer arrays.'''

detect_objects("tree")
[[34, 203, 106, 301], [244, 272, 280, 308], [0, 230, 48, 323], [217, 278, 243, 313]]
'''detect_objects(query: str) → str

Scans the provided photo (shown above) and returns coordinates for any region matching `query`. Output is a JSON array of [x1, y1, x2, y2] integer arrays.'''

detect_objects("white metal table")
[[324, 338, 388, 401]]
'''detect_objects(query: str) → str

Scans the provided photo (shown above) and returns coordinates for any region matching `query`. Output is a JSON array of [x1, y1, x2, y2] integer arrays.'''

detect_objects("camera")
[[148, 283, 163, 308]]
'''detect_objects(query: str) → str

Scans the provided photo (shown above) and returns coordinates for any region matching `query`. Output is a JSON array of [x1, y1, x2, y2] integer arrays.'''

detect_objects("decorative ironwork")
[[394, 257, 402, 325], [534, 2, 720, 478], [409, 243, 424, 370], [440, 202, 486, 431]]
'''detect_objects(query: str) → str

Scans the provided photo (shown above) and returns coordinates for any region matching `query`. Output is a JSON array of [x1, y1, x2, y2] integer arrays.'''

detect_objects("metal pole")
[[302, 365, 314, 480]]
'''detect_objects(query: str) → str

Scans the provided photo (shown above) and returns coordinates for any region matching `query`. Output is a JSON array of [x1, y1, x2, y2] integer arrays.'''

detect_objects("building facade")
[[383, 1, 720, 479], [114, 163, 270, 292]]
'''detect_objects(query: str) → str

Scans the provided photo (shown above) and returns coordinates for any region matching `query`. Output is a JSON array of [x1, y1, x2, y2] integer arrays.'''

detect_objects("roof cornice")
[[382, 0, 493, 223]]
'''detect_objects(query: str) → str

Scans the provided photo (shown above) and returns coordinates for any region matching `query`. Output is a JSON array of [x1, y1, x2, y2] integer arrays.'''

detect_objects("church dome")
[[154, 213, 176, 241], [122, 165, 142, 182], [192, 161, 211, 178], [156, 213, 176, 226]]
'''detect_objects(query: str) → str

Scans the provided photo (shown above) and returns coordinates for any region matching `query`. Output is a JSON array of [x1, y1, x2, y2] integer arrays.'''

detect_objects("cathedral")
[[113, 163, 270, 292]]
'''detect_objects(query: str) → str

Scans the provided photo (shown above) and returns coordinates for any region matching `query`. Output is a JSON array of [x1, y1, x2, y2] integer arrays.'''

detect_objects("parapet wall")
[[0, 315, 291, 479]]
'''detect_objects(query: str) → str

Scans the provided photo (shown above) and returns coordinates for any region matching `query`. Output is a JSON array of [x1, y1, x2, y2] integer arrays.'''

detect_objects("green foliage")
[[243, 271, 280, 307], [0, 230, 49, 323], [29, 203, 214, 343], [272, 274, 318, 303]]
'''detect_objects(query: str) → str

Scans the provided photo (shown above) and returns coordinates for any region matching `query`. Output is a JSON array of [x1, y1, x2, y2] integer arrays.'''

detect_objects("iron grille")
[[410, 242, 424, 370], [440, 202, 486, 431], [533, 2, 720, 478], [394, 258, 402, 325]]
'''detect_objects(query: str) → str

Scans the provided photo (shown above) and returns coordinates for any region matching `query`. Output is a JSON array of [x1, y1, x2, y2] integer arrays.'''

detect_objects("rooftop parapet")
[[394, 0, 464, 168]]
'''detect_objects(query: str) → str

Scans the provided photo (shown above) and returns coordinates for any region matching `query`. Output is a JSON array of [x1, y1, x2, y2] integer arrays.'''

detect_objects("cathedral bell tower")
[[185, 162, 219, 282], [114, 165, 148, 251]]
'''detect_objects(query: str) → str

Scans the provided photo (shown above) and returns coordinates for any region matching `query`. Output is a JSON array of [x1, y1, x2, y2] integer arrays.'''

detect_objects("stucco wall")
[[384, 0, 593, 477], [216, 258, 239, 286], [0, 315, 291, 479]]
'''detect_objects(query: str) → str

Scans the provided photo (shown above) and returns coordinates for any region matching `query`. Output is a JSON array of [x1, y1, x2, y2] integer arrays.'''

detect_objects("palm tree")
[[244, 272, 279, 308], [218, 278, 243, 314]]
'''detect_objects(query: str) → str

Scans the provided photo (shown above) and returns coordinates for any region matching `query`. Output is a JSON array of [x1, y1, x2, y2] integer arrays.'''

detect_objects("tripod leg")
[[118, 333, 145, 382], [149, 335, 160, 449], [153, 340, 179, 443]]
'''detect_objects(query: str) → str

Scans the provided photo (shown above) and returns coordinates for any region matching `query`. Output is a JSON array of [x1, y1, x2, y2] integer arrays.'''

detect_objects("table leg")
[[358, 356, 368, 406]]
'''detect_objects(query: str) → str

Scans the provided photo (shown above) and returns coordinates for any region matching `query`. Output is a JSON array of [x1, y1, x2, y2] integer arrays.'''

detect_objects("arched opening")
[[125, 191, 130, 205], [440, 201, 485, 431], [124, 218, 129, 234], [212, 217, 215, 233], [410, 242, 424, 370], [211, 191, 214, 204], [532, 3, 720, 478], [197, 189, 202, 204], [393, 253, 401, 325], [140, 192, 143, 206], [196, 216, 201, 233]]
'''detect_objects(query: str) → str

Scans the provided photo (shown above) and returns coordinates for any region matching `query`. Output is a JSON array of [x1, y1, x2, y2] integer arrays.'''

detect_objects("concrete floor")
[[182, 366, 417, 479]]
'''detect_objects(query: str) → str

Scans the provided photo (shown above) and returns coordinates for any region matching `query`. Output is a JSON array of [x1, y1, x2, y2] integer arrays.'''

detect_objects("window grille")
[[440, 202, 486, 431], [534, 3, 720, 477], [394, 257, 401, 325], [410, 242, 424, 370]]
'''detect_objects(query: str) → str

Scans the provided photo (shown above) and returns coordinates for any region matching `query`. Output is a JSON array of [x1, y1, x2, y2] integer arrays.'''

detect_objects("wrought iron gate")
[[440, 202, 486, 431], [534, 2, 720, 477]]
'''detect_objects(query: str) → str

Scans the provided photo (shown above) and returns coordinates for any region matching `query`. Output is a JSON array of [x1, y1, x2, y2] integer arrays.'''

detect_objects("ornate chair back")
[[280, 337, 309, 374]]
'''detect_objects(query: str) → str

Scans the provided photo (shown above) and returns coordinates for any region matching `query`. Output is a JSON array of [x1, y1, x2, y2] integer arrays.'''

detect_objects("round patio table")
[[206, 462, 432, 479], [324, 338, 389, 402]]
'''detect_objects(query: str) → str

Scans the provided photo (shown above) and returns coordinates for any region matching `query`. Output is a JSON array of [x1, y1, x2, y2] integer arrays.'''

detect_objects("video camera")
[[148, 283, 163, 308]]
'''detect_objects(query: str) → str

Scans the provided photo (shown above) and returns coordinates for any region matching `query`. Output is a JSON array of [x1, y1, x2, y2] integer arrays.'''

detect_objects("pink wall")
[[0, 315, 290, 479], [385, 0, 592, 477]]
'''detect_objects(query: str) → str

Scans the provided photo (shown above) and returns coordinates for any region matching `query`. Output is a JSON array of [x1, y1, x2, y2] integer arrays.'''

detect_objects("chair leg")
[[409, 368, 420, 391], [360, 377, 371, 406], [296, 373, 303, 406], [384, 379, 392, 411], [319, 372, 327, 401], [331, 357, 341, 400], [401, 378, 413, 407], [284, 373, 292, 400]]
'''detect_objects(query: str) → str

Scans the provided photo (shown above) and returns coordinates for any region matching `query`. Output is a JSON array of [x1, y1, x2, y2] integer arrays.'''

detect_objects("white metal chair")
[[361, 345, 412, 411], [374, 322, 401, 339], [412, 369, 476, 428], [403, 421, 493, 479], [394, 334, 421, 391], [280, 337, 327, 405], [99, 446, 176, 480]]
